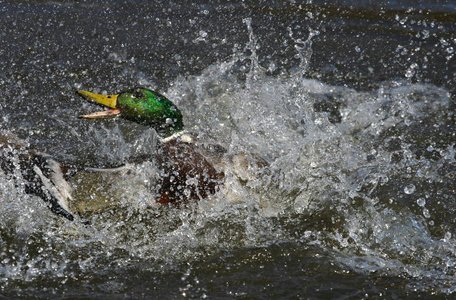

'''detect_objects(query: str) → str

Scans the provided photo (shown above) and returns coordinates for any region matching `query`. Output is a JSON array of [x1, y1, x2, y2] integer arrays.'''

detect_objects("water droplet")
[[421, 30, 430, 39], [416, 198, 426, 207], [423, 208, 431, 218], [405, 63, 418, 78], [404, 184, 416, 194], [440, 38, 449, 46]]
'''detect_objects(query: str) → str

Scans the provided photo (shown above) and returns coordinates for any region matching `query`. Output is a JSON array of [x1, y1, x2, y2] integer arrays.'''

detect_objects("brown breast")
[[155, 138, 225, 206]]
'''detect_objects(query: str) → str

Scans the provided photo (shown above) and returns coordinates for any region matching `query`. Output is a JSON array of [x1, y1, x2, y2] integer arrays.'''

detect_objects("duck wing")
[[0, 132, 75, 221]]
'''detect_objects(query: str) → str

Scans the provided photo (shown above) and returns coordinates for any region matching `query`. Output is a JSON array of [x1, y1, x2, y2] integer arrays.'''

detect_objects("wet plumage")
[[0, 131, 74, 220]]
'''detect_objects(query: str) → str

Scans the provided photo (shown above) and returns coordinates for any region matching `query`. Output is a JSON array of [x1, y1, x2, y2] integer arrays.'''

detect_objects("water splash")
[[165, 28, 456, 293], [1, 21, 456, 296]]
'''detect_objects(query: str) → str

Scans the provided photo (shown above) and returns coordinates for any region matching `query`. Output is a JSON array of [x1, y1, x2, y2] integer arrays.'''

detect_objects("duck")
[[77, 88, 226, 207], [0, 87, 267, 222], [0, 131, 75, 221]]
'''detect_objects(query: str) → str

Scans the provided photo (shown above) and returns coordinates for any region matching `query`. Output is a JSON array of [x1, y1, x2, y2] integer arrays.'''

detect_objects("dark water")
[[1, 0, 456, 298]]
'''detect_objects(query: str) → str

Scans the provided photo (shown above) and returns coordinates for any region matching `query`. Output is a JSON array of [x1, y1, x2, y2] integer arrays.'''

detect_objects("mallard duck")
[[0, 131, 74, 221], [78, 88, 225, 207], [0, 87, 266, 221], [0, 87, 267, 221]]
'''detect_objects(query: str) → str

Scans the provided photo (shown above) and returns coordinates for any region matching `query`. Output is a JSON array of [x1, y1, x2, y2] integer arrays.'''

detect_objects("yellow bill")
[[78, 90, 121, 119]]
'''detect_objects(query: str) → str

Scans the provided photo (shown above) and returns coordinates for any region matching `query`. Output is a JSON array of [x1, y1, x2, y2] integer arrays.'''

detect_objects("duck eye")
[[133, 90, 143, 99]]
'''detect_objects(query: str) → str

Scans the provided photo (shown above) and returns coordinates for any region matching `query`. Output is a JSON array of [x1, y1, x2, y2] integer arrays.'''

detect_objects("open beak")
[[78, 90, 121, 119]]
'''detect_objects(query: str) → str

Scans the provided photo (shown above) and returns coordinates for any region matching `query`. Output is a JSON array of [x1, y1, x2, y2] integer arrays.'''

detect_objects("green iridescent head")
[[78, 88, 184, 138]]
